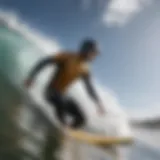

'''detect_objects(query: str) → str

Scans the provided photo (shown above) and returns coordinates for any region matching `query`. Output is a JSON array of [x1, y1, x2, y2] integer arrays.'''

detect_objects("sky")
[[0, 0, 160, 118]]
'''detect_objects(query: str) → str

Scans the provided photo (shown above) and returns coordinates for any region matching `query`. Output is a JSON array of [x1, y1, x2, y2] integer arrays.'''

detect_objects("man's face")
[[86, 51, 98, 61]]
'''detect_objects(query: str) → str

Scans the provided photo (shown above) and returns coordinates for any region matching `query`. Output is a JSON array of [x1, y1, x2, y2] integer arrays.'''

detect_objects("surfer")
[[24, 39, 105, 129]]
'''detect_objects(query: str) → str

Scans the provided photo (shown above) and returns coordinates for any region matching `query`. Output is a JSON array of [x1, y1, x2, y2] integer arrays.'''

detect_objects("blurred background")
[[0, 0, 160, 160]]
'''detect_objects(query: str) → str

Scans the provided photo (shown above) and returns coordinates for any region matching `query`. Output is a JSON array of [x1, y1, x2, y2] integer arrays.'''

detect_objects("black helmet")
[[79, 39, 98, 55]]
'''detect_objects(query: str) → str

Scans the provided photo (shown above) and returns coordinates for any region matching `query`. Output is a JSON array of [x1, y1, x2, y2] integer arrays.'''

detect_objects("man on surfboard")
[[24, 39, 105, 129]]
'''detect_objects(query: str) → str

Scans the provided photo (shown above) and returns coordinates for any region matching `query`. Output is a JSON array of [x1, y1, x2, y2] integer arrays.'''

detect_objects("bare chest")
[[62, 59, 88, 78]]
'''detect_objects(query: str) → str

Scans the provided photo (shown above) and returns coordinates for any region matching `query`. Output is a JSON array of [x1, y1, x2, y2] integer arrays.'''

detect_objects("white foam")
[[0, 9, 60, 53]]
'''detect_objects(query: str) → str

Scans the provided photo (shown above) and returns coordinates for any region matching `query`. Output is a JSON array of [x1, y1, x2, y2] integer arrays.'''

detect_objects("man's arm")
[[27, 56, 54, 81], [82, 73, 99, 102], [24, 53, 69, 88], [82, 73, 105, 114]]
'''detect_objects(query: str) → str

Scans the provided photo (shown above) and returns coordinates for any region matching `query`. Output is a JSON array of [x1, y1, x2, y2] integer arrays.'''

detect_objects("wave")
[[1, 9, 160, 160], [0, 9, 60, 53], [0, 9, 132, 137]]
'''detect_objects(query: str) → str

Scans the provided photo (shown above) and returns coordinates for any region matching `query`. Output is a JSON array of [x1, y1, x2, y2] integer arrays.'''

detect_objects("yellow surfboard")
[[66, 129, 134, 147]]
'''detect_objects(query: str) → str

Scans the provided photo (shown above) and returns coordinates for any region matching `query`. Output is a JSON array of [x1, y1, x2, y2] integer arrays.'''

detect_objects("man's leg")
[[65, 99, 85, 129], [46, 89, 67, 126]]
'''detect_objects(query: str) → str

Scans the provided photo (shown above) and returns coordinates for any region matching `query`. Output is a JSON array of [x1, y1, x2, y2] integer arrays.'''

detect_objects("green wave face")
[[0, 26, 43, 86], [0, 25, 60, 160]]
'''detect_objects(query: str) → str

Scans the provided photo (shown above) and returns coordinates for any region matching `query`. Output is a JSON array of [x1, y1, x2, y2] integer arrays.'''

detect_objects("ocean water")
[[0, 12, 160, 160]]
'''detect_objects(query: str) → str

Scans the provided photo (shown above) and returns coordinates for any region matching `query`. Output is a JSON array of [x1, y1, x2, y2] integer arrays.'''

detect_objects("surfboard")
[[66, 129, 134, 147]]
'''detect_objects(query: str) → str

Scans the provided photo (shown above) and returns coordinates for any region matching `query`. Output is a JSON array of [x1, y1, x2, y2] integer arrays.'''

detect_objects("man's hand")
[[24, 78, 33, 88]]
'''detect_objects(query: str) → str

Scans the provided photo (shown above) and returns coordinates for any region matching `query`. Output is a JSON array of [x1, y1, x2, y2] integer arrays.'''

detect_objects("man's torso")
[[48, 52, 89, 93]]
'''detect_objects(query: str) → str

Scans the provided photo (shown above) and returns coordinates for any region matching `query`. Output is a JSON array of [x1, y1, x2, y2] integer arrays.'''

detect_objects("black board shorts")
[[45, 88, 85, 129]]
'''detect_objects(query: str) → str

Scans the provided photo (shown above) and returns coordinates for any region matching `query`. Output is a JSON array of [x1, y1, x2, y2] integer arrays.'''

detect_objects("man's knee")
[[77, 113, 85, 126], [72, 115, 85, 129], [66, 99, 86, 128]]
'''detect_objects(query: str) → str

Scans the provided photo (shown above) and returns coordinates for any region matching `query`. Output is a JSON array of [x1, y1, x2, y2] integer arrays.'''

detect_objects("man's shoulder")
[[82, 62, 90, 70], [55, 51, 76, 58], [57, 51, 76, 55], [52, 51, 76, 61]]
